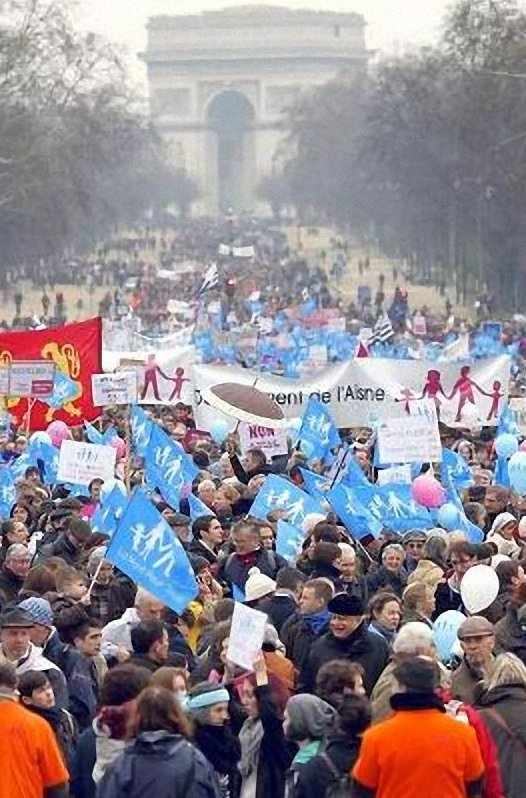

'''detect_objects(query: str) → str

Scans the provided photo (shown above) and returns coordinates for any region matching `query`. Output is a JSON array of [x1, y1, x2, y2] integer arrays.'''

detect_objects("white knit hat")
[[244, 567, 276, 602]]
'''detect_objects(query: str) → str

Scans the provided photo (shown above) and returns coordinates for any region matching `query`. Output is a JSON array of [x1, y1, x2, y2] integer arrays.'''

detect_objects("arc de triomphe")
[[142, 6, 368, 215]]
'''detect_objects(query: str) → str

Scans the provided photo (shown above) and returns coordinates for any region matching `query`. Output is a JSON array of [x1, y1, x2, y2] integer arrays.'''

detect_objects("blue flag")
[[0, 467, 16, 517], [91, 485, 128, 537], [276, 519, 305, 563], [296, 398, 341, 463], [353, 483, 432, 533], [442, 474, 483, 543], [340, 451, 370, 487], [9, 449, 39, 480], [440, 448, 473, 491], [144, 424, 199, 508], [328, 483, 382, 540], [30, 440, 59, 485], [106, 488, 198, 613], [299, 468, 328, 501], [84, 421, 104, 445], [249, 475, 323, 528], [498, 404, 520, 437], [188, 492, 215, 522], [130, 406, 154, 458]]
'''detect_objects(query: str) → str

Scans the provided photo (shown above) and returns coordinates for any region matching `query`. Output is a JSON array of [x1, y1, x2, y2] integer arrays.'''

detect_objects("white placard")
[[377, 399, 442, 464], [57, 440, 117, 486], [226, 603, 267, 671], [509, 398, 526, 434], [239, 422, 289, 463], [377, 464, 412, 486], [9, 361, 56, 398], [92, 372, 138, 406]]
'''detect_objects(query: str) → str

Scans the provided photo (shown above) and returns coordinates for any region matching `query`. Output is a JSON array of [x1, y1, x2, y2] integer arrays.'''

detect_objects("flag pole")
[[124, 404, 131, 494]]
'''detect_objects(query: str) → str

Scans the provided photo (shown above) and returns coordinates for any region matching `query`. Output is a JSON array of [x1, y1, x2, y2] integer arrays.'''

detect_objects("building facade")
[[141, 6, 368, 215]]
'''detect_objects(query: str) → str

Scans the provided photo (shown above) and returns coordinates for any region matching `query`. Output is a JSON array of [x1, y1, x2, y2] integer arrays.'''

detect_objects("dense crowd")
[[0, 391, 525, 798], [1, 220, 526, 798]]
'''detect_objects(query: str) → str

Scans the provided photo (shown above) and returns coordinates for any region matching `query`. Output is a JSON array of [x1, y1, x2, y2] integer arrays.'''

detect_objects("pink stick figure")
[[168, 367, 190, 401]]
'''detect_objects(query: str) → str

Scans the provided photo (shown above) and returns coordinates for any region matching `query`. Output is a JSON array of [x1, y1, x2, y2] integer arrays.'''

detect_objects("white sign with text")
[[57, 440, 116, 486]]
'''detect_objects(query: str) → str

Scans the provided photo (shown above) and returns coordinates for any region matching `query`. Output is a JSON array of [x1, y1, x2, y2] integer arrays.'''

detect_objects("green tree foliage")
[[0, 0, 198, 263], [284, 0, 526, 309]]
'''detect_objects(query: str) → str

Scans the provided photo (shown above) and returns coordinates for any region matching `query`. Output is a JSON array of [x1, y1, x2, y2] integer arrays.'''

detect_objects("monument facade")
[[141, 6, 368, 215]]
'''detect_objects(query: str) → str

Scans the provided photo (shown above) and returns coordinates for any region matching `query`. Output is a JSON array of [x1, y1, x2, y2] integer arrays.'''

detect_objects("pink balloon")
[[411, 475, 446, 508], [520, 440, 526, 453], [47, 420, 71, 447], [109, 436, 127, 460]]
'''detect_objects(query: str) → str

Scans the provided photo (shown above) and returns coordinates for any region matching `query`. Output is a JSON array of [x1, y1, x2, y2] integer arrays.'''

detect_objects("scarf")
[[238, 716, 264, 779], [292, 739, 322, 765], [302, 608, 331, 635], [236, 550, 259, 569], [95, 699, 137, 740], [195, 724, 241, 774], [390, 692, 446, 713]]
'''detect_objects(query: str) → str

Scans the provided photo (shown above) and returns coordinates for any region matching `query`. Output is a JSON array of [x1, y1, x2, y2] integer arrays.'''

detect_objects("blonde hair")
[[485, 653, 526, 691]]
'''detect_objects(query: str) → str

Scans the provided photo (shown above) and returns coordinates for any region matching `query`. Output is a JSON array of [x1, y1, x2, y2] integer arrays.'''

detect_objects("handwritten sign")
[[226, 602, 267, 671], [92, 372, 138, 406], [377, 464, 412, 486], [8, 361, 56, 399], [57, 440, 116, 486], [239, 422, 289, 463], [377, 399, 442, 464]]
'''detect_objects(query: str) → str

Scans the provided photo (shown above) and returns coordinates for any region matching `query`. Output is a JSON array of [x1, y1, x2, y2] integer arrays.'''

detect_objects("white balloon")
[[460, 564, 499, 614], [491, 553, 510, 568]]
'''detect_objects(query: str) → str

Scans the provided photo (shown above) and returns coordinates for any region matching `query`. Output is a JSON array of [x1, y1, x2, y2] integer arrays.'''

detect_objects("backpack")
[[319, 751, 354, 798]]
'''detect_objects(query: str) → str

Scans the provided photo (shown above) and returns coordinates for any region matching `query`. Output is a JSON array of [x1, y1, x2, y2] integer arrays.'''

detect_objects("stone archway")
[[206, 90, 255, 214]]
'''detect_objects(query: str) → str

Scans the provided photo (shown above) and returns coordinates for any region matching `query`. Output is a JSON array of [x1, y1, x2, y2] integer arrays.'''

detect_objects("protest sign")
[[377, 400, 442, 464], [377, 464, 412, 485], [57, 440, 116, 485], [412, 313, 427, 336], [509, 398, 526, 435], [9, 361, 56, 399], [92, 372, 138, 406], [193, 355, 510, 430], [227, 603, 267, 671], [105, 348, 196, 405], [239, 422, 288, 462]]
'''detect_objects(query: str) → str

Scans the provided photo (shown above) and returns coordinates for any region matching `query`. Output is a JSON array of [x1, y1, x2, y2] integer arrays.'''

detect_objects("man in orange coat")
[[352, 657, 484, 798]]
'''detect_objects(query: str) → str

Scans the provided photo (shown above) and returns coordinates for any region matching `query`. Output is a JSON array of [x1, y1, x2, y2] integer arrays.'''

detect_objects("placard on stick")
[[226, 602, 267, 671], [57, 440, 116, 486]]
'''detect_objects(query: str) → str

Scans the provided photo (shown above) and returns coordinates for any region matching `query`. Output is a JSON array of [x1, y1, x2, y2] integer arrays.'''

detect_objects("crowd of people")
[[0, 391, 525, 798], [1, 219, 526, 798]]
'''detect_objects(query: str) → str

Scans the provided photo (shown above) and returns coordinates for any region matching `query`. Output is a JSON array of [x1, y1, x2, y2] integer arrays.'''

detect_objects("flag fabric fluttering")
[[327, 483, 382, 540], [91, 485, 128, 538], [0, 468, 16, 518], [249, 475, 324, 528], [295, 398, 341, 464], [276, 519, 305, 562], [198, 262, 220, 296], [106, 488, 198, 613], [144, 424, 199, 508], [440, 448, 474, 491], [130, 405, 154, 458], [368, 313, 394, 346], [188, 493, 216, 522]]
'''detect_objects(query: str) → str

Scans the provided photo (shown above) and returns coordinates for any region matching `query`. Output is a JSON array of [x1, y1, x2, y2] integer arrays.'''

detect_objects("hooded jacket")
[[477, 684, 526, 798], [0, 641, 69, 709], [97, 730, 221, 798]]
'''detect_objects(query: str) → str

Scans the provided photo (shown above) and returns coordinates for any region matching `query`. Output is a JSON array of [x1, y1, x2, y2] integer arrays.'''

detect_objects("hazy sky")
[[77, 1, 453, 84]]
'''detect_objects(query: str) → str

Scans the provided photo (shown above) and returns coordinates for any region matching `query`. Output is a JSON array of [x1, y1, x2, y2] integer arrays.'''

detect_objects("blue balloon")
[[437, 502, 460, 531], [508, 451, 526, 494], [433, 610, 466, 663], [495, 433, 519, 460], [209, 418, 230, 444]]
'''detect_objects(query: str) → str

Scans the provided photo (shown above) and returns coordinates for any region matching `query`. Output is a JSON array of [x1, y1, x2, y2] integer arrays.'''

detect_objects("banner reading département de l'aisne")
[[192, 356, 510, 429]]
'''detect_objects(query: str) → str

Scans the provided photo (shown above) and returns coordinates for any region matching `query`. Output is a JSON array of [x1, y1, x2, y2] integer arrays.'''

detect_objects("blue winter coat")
[[96, 730, 220, 798]]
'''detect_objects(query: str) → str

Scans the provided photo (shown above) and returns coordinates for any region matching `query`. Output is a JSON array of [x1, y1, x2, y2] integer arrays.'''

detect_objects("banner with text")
[[192, 356, 510, 430]]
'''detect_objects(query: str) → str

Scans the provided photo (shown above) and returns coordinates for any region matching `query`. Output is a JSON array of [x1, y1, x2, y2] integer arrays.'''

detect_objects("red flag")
[[0, 317, 102, 430], [356, 341, 370, 358]]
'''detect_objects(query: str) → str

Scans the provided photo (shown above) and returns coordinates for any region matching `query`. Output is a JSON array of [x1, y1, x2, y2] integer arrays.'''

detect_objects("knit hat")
[[328, 592, 364, 616], [285, 694, 337, 741], [490, 512, 517, 534], [18, 597, 53, 628], [244, 567, 276, 602]]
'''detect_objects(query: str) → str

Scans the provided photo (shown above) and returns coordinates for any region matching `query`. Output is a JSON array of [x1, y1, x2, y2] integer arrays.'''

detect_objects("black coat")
[[258, 593, 297, 635], [299, 622, 389, 694], [366, 566, 406, 598], [97, 730, 220, 798], [477, 684, 526, 798], [287, 733, 361, 798], [218, 548, 279, 591], [340, 575, 369, 606], [188, 539, 218, 567], [433, 580, 464, 619], [495, 607, 526, 665], [194, 723, 241, 798], [70, 726, 96, 798], [0, 564, 24, 607], [280, 612, 330, 672], [36, 533, 81, 566]]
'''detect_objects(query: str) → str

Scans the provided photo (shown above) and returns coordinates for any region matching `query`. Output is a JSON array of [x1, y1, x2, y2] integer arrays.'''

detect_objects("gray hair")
[[5, 543, 28, 560], [393, 622, 435, 656], [87, 546, 107, 577], [485, 653, 526, 692], [381, 543, 404, 562], [423, 535, 448, 562], [134, 587, 162, 608]]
